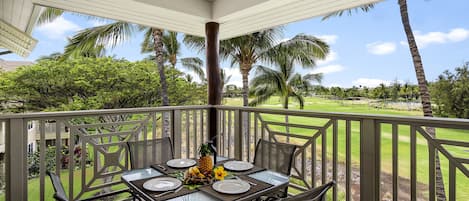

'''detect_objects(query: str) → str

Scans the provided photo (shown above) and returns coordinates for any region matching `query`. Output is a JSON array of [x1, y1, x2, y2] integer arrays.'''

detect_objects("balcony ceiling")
[[32, 0, 382, 39]]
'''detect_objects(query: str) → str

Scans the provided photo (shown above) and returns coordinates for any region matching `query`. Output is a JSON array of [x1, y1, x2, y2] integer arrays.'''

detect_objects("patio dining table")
[[121, 157, 290, 201]]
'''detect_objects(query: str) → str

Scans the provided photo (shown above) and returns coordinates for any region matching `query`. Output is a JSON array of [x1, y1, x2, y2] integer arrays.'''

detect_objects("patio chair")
[[253, 139, 297, 176], [47, 171, 129, 201], [253, 139, 297, 198], [127, 137, 174, 169], [265, 181, 335, 201]]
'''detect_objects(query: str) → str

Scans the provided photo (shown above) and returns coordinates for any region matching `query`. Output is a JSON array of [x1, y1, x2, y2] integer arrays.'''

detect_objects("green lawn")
[[224, 96, 469, 200]]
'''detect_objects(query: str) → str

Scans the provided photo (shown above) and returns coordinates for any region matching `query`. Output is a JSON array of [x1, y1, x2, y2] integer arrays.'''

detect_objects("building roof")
[[0, 0, 40, 57], [0, 59, 33, 72]]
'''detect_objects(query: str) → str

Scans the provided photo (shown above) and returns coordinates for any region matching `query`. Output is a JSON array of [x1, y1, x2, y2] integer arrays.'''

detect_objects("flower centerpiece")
[[182, 144, 229, 186], [213, 166, 228, 180]]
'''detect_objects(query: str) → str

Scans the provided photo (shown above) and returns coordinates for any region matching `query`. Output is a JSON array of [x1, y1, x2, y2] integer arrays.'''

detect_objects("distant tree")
[[391, 80, 402, 101], [431, 63, 469, 118], [0, 57, 205, 112]]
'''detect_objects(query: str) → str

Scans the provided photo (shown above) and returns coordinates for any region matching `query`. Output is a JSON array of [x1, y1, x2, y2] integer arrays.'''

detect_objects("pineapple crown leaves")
[[198, 143, 213, 156]]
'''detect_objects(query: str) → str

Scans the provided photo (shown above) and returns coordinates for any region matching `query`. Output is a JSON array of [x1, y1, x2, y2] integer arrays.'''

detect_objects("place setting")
[[130, 175, 196, 200], [222, 160, 266, 175], [151, 158, 197, 174], [125, 143, 281, 201]]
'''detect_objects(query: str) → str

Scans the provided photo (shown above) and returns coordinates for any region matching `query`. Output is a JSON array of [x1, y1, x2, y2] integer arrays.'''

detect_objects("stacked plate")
[[212, 180, 251, 194], [166, 159, 197, 168], [143, 177, 182, 191], [223, 161, 254, 171]]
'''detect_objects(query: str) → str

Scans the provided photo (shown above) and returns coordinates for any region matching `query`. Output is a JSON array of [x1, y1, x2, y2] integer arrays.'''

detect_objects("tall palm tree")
[[249, 42, 324, 138], [324, 1, 446, 200], [142, 31, 205, 80], [63, 23, 169, 105], [184, 29, 329, 107]]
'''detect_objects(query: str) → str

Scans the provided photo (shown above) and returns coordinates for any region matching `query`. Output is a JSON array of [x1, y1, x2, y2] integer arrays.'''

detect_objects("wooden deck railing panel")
[[1, 105, 468, 201]]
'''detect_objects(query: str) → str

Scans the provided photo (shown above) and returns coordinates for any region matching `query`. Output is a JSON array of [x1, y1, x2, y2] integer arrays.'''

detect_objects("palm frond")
[[248, 84, 277, 107], [37, 8, 64, 25], [163, 31, 180, 56], [180, 57, 205, 80], [183, 35, 206, 53], [322, 4, 375, 20], [140, 28, 153, 53], [290, 91, 305, 109], [63, 22, 136, 59], [220, 69, 232, 85], [266, 34, 329, 68], [303, 73, 323, 83]]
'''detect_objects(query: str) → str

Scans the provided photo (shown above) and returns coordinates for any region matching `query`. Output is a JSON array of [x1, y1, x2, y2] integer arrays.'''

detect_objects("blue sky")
[[2, 0, 469, 88]]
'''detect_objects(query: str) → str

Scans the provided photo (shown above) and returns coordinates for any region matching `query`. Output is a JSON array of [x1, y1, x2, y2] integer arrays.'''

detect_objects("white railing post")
[[172, 110, 182, 158], [360, 119, 380, 201], [5, 118, 28, 201], [234, 109, 242, 160]]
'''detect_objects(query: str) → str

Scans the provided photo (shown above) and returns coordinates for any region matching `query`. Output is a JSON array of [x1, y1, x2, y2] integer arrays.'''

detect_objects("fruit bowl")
[[183, 166, 213, 185]]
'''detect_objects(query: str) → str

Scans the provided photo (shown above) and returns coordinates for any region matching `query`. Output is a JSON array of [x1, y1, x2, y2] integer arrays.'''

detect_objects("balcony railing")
[[1, 105, 468, 201]]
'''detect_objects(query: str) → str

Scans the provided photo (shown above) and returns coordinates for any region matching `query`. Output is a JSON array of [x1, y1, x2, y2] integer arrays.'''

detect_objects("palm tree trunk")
[[284, 96, 290, 143], [152, 28, 171, 137], [241, 72, 249, 107], [398, 1, 446, 200]]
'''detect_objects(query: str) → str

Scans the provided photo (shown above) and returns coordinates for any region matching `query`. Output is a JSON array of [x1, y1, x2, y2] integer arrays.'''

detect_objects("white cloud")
[[352, 78, 405, 88], [400, 28, 469, 48], [89, 20, 107, 27], [352, 78, 392, 88], [311, 64, 345, 75], [317, 50, 337, 65], [317, 34, 338, 44], [366, 42, 396, 55], [36, 16, 81, 39]]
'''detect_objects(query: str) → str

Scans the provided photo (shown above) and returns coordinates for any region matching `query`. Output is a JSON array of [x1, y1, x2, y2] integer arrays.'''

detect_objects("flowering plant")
[[213, 166, 228, 180]]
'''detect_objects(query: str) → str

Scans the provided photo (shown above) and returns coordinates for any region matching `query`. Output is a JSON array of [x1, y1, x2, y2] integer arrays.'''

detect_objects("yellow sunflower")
[[213, 166, 227, 180]]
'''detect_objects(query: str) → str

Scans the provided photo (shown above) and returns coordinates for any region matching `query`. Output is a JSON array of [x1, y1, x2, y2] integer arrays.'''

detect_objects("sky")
[[1, 0, 469, 88]]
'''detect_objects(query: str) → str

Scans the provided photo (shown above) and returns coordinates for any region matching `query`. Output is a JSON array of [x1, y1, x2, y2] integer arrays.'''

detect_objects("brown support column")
[[206, 22, 221, 147]]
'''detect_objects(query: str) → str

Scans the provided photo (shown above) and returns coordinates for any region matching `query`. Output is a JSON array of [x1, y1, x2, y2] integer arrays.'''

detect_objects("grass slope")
[[224, 96, 469, 200]]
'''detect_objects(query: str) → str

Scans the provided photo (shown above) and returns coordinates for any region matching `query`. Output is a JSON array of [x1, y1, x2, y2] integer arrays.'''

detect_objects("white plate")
[[223, 161, 254, 171], [212, 180, 251, 194], [166, 159, 197, 168], [142, 177, 182, 191]]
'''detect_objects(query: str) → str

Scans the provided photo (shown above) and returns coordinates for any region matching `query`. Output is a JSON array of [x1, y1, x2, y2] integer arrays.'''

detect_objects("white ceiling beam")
[[32, 0, 208, 37], [219, 0, 382, 39], [0, 19, 37, 57], [31, 0, 382, 40], [134, 0, 212, 19]]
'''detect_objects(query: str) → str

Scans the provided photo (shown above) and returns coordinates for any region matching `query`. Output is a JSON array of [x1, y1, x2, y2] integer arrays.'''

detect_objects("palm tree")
[[220, 69, 232, 102], [249, 42, 324, 138], [324, 1, 446, 199], [184, 29, 329, 107], [142, 31, 205, 80]]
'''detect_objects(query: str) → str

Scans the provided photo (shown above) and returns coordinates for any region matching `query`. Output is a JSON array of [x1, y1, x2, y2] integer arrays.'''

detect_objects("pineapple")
[[198, 144, 213, 174]]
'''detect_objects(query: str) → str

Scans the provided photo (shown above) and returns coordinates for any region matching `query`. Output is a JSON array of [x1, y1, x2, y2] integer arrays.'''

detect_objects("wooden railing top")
[[214, 105, 469, 129], [0, 104, 468, 129], [0, 105, 211, 119]]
